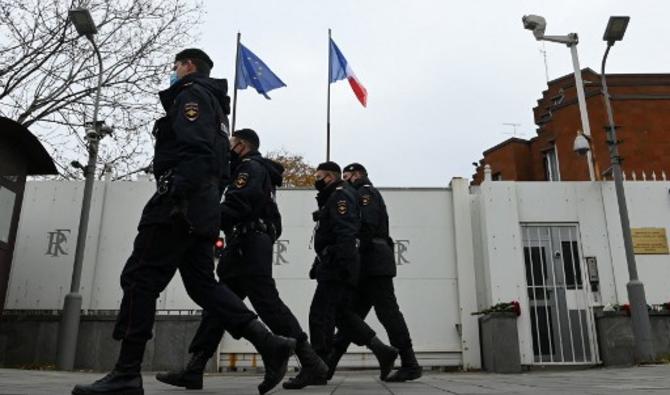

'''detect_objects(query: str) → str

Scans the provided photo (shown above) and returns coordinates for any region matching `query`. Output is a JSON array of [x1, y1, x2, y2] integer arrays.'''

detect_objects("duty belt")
[[156, 169, 220, 196], [232, 219, 269, 237]]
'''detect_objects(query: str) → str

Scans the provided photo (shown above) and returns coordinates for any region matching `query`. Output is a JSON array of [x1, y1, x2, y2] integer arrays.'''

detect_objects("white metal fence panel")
[[5, 182, 463, 365]]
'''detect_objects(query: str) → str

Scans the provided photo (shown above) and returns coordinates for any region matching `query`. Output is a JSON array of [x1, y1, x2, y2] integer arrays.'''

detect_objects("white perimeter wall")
[[5, 179, 477, 367], [8, 178, 670, 367]]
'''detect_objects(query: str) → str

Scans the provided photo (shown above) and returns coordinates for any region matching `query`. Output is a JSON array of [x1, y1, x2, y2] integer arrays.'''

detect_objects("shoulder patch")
[[184, 102, 199, 121], [234, 172, 249, 188], [360, 194, 372, 206], [336, 200, 348, 215]]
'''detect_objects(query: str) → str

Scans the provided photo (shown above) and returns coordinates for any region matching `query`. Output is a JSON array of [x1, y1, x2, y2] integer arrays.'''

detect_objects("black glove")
[[268, 223, 278, 242], [312, 210, 321, 222], [169, 198, 192, 233], [309, 257, 319, 279]]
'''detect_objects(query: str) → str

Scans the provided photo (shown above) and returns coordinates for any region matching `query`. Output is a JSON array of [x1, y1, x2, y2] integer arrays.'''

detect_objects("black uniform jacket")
[[139, 73, 231, 239], [353, 178, 396, 277], [312, 180, 361, 285], [217, 152, 284, 279]]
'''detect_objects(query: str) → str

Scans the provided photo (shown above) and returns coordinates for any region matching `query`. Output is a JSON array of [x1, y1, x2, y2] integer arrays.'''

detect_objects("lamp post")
[[522, 15, 597, 181], [600, 16, 655, 363], [56, 7, 108, 370]]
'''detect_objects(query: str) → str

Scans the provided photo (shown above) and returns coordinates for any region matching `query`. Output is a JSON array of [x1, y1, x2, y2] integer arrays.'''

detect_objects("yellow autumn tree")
[[265, 149, 316, 188]]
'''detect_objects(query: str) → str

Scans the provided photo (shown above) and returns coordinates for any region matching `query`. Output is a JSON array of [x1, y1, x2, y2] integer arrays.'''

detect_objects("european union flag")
[[236, 43, 286, 99]]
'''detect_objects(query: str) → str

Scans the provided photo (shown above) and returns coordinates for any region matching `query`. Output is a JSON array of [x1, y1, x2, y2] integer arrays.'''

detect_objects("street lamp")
[[522, 15, 597, 181], [600, 16, 655, 363], [56, 7, 109, 371]]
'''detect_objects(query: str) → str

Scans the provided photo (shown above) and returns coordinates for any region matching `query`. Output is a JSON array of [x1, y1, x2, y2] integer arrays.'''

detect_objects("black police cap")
[[343, 162, 367, 175], [316, 161, 341, 173], [233, 128, 260, 148], [175, 48, 214, 69]]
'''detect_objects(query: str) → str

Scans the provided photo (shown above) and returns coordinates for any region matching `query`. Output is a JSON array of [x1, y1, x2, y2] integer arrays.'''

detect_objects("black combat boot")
[[241, 319, 296, 395], [325, 344, 348, 380], [282, 340, 329, 389], [155, 351, 209, 389], [72, 370, 143, 395], [367, 336, 398, 381], [72, 341, 144, 395], [384, 347, 422, 382]]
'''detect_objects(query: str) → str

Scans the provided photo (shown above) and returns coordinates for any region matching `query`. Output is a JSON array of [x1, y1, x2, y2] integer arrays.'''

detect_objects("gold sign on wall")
[[631, 228, 669, 255]]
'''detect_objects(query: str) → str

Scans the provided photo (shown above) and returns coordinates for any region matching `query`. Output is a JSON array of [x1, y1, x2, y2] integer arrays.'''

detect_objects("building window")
[[552, 96, 564, 106], [550, 90, 565, 106], [543, 146, 561, 181]]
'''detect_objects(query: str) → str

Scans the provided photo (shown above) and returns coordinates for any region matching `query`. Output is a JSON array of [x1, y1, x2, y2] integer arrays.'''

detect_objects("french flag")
[[329, 38, 368, 107]]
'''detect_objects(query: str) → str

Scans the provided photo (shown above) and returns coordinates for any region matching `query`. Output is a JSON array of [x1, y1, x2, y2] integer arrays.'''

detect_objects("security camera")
[[522, 14, 546, 40], [85, 128, 98, 140], [573, 132, 591, 156]]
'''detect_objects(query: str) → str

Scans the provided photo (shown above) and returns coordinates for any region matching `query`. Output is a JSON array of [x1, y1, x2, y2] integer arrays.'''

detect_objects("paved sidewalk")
[[1, 365, 670, 394]]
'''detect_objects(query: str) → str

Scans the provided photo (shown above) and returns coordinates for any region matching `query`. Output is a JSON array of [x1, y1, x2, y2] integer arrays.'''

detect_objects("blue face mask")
[[169, 72, 180, 86]]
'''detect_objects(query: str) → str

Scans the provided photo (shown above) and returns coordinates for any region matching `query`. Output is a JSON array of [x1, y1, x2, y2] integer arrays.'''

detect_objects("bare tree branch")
[[0, 0, 203, 178]]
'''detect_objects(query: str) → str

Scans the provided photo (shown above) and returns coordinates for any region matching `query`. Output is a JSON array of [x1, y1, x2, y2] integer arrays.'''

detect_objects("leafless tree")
[[0, 0, 203, 179]]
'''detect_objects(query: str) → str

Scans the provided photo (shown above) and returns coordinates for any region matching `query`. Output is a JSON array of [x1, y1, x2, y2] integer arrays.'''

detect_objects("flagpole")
[[231, 31, 241, 133], [326, 28, 332, 161]]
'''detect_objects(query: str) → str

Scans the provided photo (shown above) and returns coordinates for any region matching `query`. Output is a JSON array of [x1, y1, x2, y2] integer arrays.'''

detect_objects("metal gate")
[[521, 224, 598, 364]]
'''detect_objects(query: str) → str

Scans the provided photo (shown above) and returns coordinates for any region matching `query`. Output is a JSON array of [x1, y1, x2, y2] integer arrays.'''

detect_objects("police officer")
[[155, 129, 328, 391], [307, 161, 398, 381], [327, 163, 422, 382], [73, 49, 295, 395]]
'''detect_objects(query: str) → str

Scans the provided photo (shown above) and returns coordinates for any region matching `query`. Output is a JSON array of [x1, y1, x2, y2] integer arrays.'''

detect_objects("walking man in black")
[[307, 161, 398, 382], [156, 129, 328, 391], [72, 49, 294, 395], [326, 163, 422, 382]]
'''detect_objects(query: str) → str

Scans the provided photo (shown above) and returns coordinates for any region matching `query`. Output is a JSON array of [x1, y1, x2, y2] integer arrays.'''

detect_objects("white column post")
[[450, 177, 481, 370]]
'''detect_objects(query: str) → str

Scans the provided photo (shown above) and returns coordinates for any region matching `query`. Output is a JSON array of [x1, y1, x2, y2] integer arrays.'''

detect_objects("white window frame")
[[543, 145, 561, 182]]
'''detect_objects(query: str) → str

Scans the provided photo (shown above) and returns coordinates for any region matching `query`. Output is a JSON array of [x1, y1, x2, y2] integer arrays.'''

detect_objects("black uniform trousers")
[[332, 276, 413, 351], [188, 275, 308, 357], [112, 224, 257, 346], [309, 280, 376, 359]]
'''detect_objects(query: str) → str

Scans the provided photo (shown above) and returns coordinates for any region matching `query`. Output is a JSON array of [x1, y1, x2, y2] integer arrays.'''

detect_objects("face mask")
[[315, 177, 328, 191], [230, 143, 242, 157], [229, 144, 241, 167], [169, 72, 180, 86]]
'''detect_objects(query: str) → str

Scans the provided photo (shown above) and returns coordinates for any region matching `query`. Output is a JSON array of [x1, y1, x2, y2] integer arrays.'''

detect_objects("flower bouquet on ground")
[[603, 303, 660, 315], [472, 301, 521, 317]]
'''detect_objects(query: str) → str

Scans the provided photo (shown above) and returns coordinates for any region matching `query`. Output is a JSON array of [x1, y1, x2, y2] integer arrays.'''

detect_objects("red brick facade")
[[472, 69, 670, 184]]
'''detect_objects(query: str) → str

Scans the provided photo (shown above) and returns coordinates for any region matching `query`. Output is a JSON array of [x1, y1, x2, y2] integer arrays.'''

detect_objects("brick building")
[[472, 69, 670, 184]]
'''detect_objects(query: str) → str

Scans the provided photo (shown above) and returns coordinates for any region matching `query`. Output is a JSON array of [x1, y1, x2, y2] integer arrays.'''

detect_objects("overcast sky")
[[197, 0, 670, 187]]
